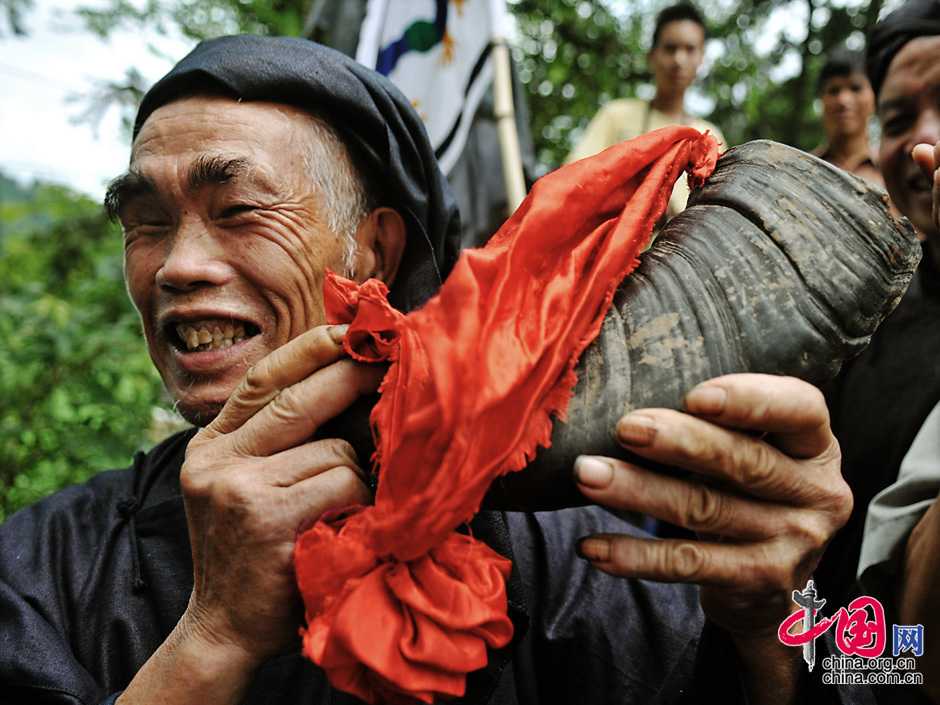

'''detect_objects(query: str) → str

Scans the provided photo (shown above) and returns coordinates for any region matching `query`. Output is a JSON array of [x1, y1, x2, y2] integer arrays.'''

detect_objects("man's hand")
[[180, 323, 381, 659], [574, 374, 851, 702], [912, 142, 940, 231], [119, 324, 382, 705]]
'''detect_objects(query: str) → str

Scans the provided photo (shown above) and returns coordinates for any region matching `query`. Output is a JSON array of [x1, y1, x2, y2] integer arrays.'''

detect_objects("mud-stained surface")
[[626, 312, 681, 349]]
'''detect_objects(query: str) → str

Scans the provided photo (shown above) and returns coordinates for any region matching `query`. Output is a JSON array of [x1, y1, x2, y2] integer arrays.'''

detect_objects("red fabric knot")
[[295, 126, 719, 703]]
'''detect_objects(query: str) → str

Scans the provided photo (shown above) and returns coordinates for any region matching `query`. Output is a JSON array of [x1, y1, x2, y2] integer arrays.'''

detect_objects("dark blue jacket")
[[0, 430, 866, 705]]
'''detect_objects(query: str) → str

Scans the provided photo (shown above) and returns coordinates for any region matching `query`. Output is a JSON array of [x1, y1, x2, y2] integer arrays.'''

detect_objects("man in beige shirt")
[[811, 48, 885, 189], [566, 3, 725, 218]]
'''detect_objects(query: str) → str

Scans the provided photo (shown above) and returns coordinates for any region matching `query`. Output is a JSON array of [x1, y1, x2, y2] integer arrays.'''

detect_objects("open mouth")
[[167, 318, 261, 353]]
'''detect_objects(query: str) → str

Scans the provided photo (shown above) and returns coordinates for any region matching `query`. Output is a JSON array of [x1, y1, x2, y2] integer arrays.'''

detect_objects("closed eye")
[[219, 204, 257, 219]]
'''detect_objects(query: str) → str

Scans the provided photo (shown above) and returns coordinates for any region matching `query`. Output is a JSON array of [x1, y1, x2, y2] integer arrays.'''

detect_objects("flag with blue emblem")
[[356, 0, 503, 175]]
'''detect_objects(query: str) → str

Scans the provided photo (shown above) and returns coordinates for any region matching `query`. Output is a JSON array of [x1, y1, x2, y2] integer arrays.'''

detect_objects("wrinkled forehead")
[[879, 35, 940, 105], [130, 94, 319, 166]]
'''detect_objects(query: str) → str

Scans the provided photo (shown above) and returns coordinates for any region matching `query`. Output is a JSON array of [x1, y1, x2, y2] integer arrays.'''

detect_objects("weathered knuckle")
[[800, 384, 829, 423], [217, 474, 256, 508], [335, 466, 370, 502], [807, 441, 853, 525], [180, 465, 212, 499], [326, 438, 359, 467], [667, 542, 707, 581], [833, 481, 854, 526], [739, 393, 774, 428], [735, 440, 776, 487], [608, 538, 633, 570], [676, 430, 716, 468], [242, 360, 273, 398], [792, 514, 833, 549], [267, 387, 305, 424], [685, 484, 726, 532]]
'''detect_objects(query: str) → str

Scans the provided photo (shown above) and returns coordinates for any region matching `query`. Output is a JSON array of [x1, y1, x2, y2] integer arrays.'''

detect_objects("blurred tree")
[[0, 174, 165, 521], [0, 0, 33, 36]]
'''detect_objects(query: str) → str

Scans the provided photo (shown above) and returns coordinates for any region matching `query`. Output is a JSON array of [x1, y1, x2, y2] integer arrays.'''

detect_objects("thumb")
[[912, 143, 937, 178]]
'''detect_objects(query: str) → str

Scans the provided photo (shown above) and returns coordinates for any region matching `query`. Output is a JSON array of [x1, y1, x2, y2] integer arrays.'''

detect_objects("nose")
[[155, 217, 233, 291], [910, 108, 940, 150]]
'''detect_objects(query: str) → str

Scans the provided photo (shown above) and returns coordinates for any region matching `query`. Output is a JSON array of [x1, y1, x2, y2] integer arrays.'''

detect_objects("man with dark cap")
[[0, 36, 860, 705], [818, 0, 940, 619]]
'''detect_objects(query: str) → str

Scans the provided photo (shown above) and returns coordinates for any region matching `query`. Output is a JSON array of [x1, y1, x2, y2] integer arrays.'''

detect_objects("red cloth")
[[294, 126, 719, 703]]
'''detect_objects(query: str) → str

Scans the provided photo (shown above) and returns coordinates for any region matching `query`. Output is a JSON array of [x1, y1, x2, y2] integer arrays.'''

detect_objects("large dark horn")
[[332, 140, 921, 510]]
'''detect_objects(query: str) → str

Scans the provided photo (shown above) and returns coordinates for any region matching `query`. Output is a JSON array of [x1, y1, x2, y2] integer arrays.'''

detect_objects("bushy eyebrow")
[[104, 155, 252, 222], [187, 155, 250, 190], [104, 171, 157, 222]]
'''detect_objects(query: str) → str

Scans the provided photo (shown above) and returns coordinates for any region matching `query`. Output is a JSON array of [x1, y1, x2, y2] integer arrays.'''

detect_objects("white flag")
[[356, 0, 507, 175]]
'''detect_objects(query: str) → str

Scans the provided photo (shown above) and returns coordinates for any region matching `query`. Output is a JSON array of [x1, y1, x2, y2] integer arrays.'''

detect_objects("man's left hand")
[[574, 373, 852, 637]]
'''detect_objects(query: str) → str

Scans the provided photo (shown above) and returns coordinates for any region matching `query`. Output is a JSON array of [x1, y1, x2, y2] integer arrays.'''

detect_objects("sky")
[[0, 0, 195, 198]]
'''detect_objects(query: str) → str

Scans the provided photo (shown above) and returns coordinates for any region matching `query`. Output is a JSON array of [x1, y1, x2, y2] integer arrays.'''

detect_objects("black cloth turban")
[[867, 0, 940, 98], [133, 35, 461, 313]]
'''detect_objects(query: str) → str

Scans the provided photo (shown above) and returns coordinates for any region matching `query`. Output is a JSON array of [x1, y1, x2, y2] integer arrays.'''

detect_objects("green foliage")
[[76, 0, 307, 41], [0, 176, 166, 521]]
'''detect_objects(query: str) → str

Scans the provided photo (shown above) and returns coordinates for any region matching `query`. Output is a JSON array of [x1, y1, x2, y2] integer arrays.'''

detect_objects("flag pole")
[[490, 2, 526, 213]]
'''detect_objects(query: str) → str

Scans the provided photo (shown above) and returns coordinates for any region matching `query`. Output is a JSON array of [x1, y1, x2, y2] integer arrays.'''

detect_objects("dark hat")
[[134, 35, 460, 312], [867, 0, 940, 98]]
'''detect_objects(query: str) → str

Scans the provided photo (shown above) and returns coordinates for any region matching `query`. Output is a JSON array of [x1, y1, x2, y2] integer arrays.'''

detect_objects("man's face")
[[648, 20, 705, 97], [118, 96, 360, 425], [820, 72, 875, 141], [878, 35, 940, 239]]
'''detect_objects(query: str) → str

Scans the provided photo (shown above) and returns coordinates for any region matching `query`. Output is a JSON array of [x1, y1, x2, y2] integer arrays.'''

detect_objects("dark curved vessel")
[[336, 140, 921, 509]]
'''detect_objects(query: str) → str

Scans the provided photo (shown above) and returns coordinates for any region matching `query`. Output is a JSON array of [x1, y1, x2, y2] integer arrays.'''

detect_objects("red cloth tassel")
[[294, 126, 719, 704]]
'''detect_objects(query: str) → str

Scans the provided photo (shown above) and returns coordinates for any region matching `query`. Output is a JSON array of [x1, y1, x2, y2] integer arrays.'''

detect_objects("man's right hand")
[[912, 141, 940, 231], [118, 324, 383, 704]]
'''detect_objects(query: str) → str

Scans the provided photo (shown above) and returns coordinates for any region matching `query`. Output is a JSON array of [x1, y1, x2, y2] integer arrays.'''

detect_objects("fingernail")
[[577, 537, 611, 562], [327, 324, 349, 343], [574, 456, 613, 488], [616, 413, 656, 447], [684, 385, 727, 415]]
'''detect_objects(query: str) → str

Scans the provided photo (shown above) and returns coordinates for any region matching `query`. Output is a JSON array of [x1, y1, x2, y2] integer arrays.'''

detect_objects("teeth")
[[174, 319, 253, 352]]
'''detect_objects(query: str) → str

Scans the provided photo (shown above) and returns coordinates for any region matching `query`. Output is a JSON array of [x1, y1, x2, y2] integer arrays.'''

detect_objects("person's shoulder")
[[595, 97, 646, 120]]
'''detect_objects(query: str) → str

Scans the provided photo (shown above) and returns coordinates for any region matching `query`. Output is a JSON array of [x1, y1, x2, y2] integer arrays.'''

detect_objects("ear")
[[351, 207, 407, 286]]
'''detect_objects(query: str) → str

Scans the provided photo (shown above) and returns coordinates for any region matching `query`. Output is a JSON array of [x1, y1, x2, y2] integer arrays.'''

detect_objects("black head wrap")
[[867, 0, 940, 98], [134, 35, 460, 312]]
